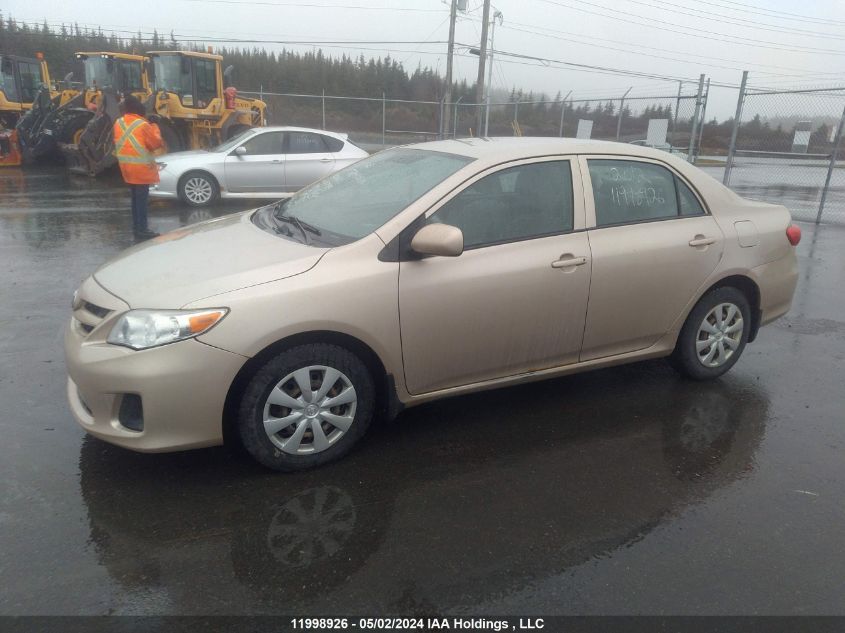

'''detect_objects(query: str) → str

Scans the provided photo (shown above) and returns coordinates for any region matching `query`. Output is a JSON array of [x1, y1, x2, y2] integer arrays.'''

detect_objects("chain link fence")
[[245, 78, 845, 226], [721, 77, 845, 225], [245, 88, 705, 156]]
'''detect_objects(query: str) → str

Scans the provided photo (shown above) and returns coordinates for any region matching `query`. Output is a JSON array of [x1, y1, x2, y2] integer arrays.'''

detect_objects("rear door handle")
[[272, 159, 282, 163], [320, 158, 332, 163], [551, 255, 587, 269], [689, 236, 716, 247]]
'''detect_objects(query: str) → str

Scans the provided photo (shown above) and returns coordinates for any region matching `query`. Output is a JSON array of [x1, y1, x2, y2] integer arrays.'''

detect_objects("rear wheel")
[[178, 171, 219, 207], [237, 344, 376, 471], [670, 287, 750, 380]]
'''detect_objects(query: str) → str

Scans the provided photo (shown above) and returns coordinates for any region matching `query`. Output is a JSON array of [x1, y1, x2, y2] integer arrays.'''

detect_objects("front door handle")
[[320, 158, 332, 163], [272, 159, 282, 163], [689, 235, 716, 247], [551, 255, 587, 269]]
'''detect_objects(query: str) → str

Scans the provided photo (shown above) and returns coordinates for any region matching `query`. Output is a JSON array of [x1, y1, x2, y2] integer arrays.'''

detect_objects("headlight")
[[156, 162, 167, 171], [107, 309, 227, 350]]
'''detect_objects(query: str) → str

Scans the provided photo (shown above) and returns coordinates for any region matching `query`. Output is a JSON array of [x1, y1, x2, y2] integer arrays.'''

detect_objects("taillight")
[[786, 224, 801, 246]]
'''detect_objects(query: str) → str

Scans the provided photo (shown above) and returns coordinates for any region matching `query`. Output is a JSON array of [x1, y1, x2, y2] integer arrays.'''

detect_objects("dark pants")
[[129, 184, 150, 233]]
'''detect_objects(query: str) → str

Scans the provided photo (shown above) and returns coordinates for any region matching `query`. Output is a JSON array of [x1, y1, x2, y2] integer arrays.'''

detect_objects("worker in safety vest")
[[113, 95, 164, 240]]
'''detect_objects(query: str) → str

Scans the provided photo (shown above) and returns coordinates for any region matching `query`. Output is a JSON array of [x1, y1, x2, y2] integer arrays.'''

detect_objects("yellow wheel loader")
[[1, 53, 53, 167], [56, 52, 151, 175], [146, 50, 267, 153]]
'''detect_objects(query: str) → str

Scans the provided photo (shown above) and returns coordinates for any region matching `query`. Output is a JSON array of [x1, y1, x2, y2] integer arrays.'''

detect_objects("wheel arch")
[[221, 330, 399, 448], [685, 274, 762, 345], [178, 169, 220, 204]]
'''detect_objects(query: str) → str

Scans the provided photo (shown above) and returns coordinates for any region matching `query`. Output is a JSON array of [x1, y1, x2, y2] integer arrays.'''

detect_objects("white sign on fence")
[[576, 119, 593, 139], [646, 119, 669, 146], [792, 121, 812, 153]]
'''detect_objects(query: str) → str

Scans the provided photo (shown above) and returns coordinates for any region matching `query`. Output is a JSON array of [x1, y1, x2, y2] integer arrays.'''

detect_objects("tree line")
[[1, 14, 840, 154]]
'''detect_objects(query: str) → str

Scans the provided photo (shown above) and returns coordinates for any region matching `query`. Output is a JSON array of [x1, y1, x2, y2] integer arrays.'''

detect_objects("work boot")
[[134, 229, 160, 241]]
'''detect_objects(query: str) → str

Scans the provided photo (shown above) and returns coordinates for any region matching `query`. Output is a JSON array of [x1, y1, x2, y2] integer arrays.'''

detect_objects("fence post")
[[321, 89, 326, 130], [723, 70, 748, 186], [616, 87, 632, 141], [670, 80, 682, 150], [382, 93, 386, 148], [453, 96, 463, 138], [687, 74, 705, 162], [696, 78, 710, 162], [514, 98, 520, 135], [558, 90, 571, 137], [816, 103, 845, 224], [438, 97, 445, 139]]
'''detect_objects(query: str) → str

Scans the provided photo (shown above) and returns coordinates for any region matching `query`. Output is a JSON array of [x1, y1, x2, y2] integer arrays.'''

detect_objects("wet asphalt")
[[0, 165, 844, 616]]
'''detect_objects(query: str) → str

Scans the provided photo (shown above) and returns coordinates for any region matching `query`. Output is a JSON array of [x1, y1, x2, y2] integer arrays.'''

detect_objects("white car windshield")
[[213, 129, 257, 153], [271, 148, 473, 244]]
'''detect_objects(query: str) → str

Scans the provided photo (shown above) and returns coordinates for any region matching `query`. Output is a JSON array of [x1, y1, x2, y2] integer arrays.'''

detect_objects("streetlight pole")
[[483, 10, 502, 137]]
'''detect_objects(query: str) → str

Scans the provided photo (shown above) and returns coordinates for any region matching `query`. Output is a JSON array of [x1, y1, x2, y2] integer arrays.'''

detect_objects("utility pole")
[[475, 0, 491, 133], [442, 0, 458, 138], [687, 73, 706, 163], [483, 10, 502, 136]]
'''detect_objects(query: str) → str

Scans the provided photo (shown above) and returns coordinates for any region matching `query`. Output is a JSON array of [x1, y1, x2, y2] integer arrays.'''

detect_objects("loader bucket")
[[63, 89, 121, 177]]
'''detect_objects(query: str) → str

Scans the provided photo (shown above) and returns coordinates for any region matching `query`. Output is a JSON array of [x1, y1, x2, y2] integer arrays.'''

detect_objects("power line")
[[692, 0, 845, 26], [530, 0, 845, 56], [619, 0, 845, 41], [176, 0, 444, 10], [500, 22, 844, 77]]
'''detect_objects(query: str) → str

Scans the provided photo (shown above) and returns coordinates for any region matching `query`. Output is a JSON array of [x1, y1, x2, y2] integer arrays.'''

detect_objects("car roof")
[[251, 126, 348, 140], [406, 137, 674, 161]]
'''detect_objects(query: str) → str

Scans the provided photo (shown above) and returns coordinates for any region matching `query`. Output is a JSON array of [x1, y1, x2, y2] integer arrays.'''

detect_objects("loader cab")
[[149, 52, 222, 110], [0, 54, 49, 110], [76, 53, 148, 95]]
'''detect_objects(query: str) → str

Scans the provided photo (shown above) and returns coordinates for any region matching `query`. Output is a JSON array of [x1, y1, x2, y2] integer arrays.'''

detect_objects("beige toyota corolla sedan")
[[65, 138, 800, 470]]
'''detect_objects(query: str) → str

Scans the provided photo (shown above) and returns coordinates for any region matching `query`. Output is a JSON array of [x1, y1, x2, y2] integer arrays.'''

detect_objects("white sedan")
[[150, 126, 369, 207]]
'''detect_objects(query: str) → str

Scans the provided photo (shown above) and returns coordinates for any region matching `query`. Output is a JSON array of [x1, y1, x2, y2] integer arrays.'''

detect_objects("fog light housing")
[[118, 394, 144, 432]]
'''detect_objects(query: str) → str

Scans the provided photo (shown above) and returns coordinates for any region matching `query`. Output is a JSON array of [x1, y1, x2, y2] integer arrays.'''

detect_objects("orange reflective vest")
[[113, 114, 164, 185]]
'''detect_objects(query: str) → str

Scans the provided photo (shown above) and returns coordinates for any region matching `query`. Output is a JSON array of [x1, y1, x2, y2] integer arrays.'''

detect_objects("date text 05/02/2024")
[[290, 618, 546, 630]]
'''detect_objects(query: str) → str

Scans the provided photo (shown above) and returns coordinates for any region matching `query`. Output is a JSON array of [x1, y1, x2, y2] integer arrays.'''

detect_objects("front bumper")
[[149, 169, 179, 199], [65, 315, 247, 453]]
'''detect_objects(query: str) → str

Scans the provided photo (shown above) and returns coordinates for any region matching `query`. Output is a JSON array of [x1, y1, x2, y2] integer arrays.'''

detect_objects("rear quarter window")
[[322, 135, 344, 152]]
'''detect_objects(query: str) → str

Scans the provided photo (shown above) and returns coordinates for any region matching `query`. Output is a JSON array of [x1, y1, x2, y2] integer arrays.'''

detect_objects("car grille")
[[73, 300, 113, 336]]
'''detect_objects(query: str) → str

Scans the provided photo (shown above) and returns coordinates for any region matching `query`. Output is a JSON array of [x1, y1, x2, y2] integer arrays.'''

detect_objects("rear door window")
[[287, 132, 329, 154], [588, 159, 687, 226]]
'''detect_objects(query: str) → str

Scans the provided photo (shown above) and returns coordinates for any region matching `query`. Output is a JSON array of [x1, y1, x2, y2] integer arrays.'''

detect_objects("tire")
[[670, 286, 751, 380], [58, 113, 93, 144], [237, 344, 376, 471], [159, 122, 186, 154], [178, 171, 219, 207]]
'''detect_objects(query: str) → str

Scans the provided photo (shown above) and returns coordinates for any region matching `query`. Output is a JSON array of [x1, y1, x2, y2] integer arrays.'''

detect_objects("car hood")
[[94, 211, 329, 308], [160, 149, 212, 161]]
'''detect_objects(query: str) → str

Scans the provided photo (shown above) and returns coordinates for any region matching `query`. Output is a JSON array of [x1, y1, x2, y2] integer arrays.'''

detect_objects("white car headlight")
[[107, 309, 228, 350], [156, 161, 167, 171]]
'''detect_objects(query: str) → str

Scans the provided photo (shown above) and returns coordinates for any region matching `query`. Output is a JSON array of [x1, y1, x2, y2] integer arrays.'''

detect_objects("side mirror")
[[410, 223, 464, 258], [233, 145, 247, 156]]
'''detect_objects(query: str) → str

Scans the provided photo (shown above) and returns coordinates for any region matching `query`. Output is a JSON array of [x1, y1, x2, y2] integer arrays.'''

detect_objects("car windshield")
[[266, 148, 473, 245], [213, 128, 257, 153]]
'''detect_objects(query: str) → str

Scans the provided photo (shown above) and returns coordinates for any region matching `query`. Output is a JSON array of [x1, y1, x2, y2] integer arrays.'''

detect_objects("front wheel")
[[179, 171, 219, 207], [670, 287, 751, 380], [237, 344, 376, 471]]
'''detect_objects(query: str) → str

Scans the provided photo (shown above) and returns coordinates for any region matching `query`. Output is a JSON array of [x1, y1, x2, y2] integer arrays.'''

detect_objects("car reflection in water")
[[78, 362, 767, 613]]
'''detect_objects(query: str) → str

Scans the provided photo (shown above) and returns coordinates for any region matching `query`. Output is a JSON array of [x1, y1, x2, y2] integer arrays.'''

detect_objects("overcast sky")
[[4, 0, 844, 119]]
